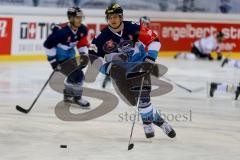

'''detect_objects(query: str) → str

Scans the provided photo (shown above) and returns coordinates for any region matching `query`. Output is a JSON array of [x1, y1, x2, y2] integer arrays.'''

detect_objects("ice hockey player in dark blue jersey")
[[89, 3, 176, 139], [44, 7, 90, 108], [101, 15, 152, 89]]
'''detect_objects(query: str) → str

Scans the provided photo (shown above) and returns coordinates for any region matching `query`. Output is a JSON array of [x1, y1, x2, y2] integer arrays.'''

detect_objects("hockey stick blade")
[[128, 143, 134, 150], [16, 105, 29, 114], [15, 70, 55, 114]]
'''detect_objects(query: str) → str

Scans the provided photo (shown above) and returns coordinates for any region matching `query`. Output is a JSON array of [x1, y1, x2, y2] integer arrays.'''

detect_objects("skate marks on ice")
[[1, 59, 240, 159]]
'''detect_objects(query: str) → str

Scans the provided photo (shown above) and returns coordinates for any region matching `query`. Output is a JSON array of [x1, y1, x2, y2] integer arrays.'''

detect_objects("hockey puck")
[[60, 145, 67, 148]]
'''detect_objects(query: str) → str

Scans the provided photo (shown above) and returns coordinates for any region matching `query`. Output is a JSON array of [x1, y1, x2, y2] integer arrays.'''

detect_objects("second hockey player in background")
[[174, 32, 225, 61], [44, 7, 90, 108]]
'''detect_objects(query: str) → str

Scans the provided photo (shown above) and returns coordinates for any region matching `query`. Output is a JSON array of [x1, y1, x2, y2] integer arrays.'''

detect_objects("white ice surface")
[[0, 58, 240, 160]]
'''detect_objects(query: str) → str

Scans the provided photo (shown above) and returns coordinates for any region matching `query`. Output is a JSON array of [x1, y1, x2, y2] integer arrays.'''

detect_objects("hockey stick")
[[162, 76, 192, 93], [163, 76, 205, 93], [128, 76, 145, 151], [16, 70, 56, 114]]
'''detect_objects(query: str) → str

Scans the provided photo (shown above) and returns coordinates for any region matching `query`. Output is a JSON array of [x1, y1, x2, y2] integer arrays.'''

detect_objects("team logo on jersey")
[[103, 39, 118, 53], [118, 40, 134, 58], [106, 40, 114, 47]]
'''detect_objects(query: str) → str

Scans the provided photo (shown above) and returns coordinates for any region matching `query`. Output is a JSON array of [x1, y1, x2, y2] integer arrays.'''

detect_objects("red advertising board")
[[0, 17, 12, 55], [151, 21, 240, 52], [3, 16, 240, 56]]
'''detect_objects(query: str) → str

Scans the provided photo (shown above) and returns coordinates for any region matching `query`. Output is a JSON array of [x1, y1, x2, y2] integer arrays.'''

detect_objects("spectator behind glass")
[[219, 0, 232, 13]]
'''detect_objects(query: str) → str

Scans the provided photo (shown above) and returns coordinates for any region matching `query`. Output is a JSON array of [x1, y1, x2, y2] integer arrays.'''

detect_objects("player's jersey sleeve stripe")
[[78, 46, 88, 55], [44, 47, 57, 57], [57, 44, 73, 50]]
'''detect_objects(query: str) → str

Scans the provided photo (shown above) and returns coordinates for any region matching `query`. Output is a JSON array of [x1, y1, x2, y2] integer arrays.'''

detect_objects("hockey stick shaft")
[[163, 76, 192, 93], [16, 70, 55, 113], [128, 77, 145, 150]]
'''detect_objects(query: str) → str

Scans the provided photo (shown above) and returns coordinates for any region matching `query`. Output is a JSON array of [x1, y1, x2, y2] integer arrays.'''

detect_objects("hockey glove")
[[48, 57, 61, 71]]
